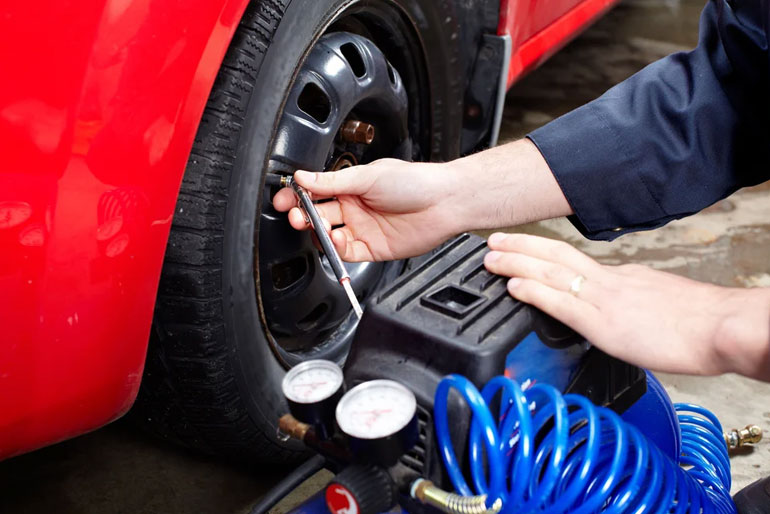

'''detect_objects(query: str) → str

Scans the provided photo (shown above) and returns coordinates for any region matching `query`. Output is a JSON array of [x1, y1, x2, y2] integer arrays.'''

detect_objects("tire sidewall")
[[224, 0, 360, 447]]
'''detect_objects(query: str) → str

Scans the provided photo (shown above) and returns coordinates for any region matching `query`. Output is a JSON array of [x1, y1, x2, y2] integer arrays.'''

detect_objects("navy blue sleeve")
[[528, 0, 770, 240]]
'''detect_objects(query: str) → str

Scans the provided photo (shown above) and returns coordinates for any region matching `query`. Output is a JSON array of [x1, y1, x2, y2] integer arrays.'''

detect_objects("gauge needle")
[[354, 408, 393, 427], [293, 381, 328, 389], [353, 409, 393, 416]]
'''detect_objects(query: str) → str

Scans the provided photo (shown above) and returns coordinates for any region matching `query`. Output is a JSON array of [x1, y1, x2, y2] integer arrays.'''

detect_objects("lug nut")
[[341, 120, 375, 144]]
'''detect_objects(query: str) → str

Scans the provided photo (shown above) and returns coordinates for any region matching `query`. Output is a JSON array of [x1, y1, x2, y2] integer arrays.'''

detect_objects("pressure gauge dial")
[[282, 359, 344, 438], [283, 359, 344, 404], [335, 379, 418, 466]]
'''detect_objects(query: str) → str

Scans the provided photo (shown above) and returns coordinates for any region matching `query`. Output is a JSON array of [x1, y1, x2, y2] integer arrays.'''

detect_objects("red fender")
[[0, 0, 249, 459], [499, 0, 618, 87]]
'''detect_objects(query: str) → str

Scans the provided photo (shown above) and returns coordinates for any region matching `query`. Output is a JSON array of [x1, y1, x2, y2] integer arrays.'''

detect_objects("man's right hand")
[[271, 158, 463, 262], [272, 139, 572, 262]]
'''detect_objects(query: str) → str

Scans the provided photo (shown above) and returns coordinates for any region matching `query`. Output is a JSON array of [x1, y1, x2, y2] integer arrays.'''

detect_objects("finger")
[[331, 229, 348, 256], [332, 226, 375, 262], [507, 278, 600, 337], [288, 206, 341, 233], [487, 232, 600, 274], [272, 187, 297, 212], [294, 168, 373, 197], [484, 251, 597, 300], [273, 185, 334, 210], [315, 201, 344, 227], [288, 207, 311, 230]]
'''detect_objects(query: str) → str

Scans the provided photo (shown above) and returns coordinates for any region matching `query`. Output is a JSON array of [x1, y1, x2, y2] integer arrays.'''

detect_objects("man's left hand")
[[483, 232, 770, 380]]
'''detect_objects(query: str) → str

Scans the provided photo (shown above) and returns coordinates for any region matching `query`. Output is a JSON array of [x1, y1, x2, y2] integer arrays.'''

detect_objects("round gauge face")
[[335, 380, 416, 440], [282, 360, 344, 404]]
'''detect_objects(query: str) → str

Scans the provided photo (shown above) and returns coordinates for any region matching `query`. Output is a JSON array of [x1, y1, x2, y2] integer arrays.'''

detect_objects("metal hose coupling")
[[724, 424, 763, 451], [410, 479, 502, 514]]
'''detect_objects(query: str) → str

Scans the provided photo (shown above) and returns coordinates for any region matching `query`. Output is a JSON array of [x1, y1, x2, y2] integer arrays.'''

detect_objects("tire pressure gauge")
[[282, 359, 344, 438], [335, 379, 418, 466]]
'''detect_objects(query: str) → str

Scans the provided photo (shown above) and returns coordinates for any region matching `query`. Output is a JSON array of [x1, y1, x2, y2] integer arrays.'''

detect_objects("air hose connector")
[[410, 479, 502, 514], [724, 424, 763, 450]]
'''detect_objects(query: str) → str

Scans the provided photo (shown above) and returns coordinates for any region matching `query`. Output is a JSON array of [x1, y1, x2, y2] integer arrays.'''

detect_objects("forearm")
[[712, 287, 770, 381], [523, 1, 770, 241], [445, 138, 572, 233]]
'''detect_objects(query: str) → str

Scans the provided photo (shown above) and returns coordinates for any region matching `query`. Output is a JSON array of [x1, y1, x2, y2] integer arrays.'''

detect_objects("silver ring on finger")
[[569, 275, 586, 297]]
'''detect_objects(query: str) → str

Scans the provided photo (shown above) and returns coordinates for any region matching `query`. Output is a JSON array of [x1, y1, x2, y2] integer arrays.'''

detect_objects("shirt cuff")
[[527, 100, 669, 241]]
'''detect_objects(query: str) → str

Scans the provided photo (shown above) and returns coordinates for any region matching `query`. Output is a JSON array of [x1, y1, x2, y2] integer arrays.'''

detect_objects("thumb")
[[294, 168, 371, 196]]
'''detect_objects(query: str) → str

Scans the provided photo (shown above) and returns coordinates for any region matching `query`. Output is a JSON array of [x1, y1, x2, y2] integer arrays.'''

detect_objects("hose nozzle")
[[410, 479, 502, 514]]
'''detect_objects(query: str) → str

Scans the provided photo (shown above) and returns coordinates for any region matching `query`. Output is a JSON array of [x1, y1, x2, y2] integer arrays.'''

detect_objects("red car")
[[0, 0, 617, 462]]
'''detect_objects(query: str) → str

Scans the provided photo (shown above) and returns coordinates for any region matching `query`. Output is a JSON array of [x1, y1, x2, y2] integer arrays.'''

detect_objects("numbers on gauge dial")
[[336, 380, 416, 440], [282, 360, 343, 404]]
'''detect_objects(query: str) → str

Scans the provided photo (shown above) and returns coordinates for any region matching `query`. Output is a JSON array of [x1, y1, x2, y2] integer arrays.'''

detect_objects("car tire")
[[131, 0, 464, 463]]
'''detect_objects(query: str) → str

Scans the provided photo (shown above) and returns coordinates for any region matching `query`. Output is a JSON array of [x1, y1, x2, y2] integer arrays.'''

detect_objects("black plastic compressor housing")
[[343, 234, 646, 493]]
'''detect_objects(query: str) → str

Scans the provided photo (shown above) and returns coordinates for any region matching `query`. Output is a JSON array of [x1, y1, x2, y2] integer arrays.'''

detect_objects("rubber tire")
[[131, 0, 464, 464]]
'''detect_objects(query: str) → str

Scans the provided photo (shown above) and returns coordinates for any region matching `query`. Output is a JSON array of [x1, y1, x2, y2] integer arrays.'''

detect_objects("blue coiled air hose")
[[433, 374, 736, 513]]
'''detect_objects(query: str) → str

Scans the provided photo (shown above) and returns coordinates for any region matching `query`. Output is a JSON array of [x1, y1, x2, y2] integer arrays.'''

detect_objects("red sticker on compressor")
[[325, 484, 359, 514]]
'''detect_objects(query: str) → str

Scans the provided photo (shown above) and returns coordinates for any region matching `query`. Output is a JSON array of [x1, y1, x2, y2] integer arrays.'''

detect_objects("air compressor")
[[256, 234, 738, 514]]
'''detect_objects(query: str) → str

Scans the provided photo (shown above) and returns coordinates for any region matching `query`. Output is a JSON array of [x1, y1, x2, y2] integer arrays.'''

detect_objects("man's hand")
[[272, 139, 573, 262], [483, 232, 770, 381], [272, 159, 463, 261]]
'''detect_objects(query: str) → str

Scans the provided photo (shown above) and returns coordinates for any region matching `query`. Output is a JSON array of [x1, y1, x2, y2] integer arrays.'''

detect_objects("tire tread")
[[131, 0, 299, 463]]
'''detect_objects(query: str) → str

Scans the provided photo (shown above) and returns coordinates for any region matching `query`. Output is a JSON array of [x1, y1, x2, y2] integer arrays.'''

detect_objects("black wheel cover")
[[258, 32, 409, 362]]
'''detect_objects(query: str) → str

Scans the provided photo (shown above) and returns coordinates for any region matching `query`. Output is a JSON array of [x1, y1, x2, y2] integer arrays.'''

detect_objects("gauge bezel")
[[335, 379, 417, 440], [281, 359, 344, 404]]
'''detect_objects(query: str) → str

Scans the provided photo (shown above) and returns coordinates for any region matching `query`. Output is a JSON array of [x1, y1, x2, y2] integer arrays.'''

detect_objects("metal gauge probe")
[[266, 173, 363, 319]]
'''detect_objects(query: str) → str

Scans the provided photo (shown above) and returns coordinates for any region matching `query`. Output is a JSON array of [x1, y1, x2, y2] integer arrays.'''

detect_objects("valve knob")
[[325, 465, 395, 514]]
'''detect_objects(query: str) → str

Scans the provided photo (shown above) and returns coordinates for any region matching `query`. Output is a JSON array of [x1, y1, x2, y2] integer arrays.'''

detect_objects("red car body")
[[0, 0, 616, 460]]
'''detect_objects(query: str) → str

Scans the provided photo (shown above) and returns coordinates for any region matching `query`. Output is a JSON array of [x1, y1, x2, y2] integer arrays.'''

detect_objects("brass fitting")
[[340, 120, 375, 144], [411, 479, 502, 514], [278, 414, 310, 441], [724, 424, 763, 450]]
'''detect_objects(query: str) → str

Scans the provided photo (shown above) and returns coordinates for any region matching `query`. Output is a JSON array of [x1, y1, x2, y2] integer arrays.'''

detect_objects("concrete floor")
[[2, 0, 769, 512]]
